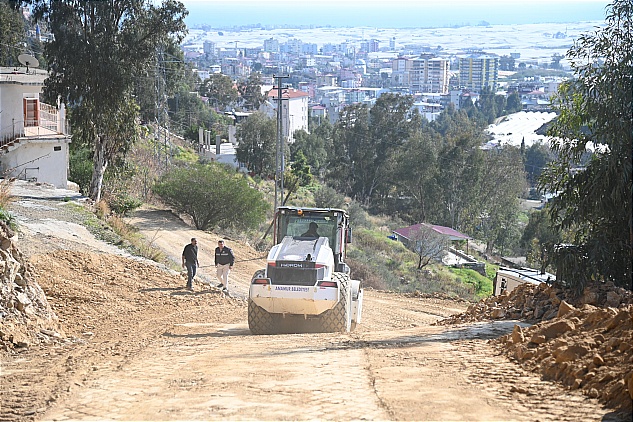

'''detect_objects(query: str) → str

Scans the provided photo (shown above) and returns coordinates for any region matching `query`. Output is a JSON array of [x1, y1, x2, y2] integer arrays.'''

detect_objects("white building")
[[411, 57, 449, 94], [261, 88, 309, 142], [0, 67, 71, 188]]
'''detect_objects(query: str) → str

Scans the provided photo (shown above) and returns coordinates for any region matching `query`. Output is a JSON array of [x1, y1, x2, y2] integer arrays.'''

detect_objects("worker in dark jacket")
[[215, 239, 235, 292], [182, 238, 199, 291]]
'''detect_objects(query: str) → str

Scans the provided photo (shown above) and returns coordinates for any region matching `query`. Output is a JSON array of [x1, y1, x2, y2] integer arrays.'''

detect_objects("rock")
[[40, 328, 61, 338], [14, 273, 26, 287], [593, 354, 605, 366], [600, 373, 615, 384], [543, 307, 558, 320], [533, 304, 545, 319], [582, 288, 600, 305], [0, 238, 11, 251], [510, 385, 529, 394], [554, 345, 589, 363], [626, 372, 633, 400], [511, 325, 525, 344], [537, 320, 575, 340], [530, 333, 547, 344], [557, 300, 576, 318], [491, 308, 506, 318], [14, 336, 30, 348], [605, 291, 621, 308], [514, 345, 528, 360], [605, 311, 630, 331]]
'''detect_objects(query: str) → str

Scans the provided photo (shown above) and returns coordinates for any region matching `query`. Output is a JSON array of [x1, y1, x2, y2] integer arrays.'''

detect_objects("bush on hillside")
[[313, 186, 345, 208], [153, 163, 269, 231]]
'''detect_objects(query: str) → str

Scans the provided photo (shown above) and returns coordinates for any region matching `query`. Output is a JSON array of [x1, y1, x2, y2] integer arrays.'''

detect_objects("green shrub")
[[69, 146, 93, 195], [108, 194, 142, 216], [154, 163, 269, 231], [0, 207, 17, 230]]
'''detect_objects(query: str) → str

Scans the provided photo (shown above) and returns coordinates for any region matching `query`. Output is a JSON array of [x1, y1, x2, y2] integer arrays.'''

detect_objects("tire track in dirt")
[[43, 324, 390, 421]]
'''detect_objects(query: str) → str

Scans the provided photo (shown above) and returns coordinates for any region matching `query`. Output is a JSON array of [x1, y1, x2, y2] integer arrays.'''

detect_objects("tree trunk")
[[485, 239, 494, 255], [89, 137, 108, 202]]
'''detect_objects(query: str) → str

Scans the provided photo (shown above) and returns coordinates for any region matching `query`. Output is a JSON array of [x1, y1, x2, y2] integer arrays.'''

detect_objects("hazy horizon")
[[181, 0, 608, 28]]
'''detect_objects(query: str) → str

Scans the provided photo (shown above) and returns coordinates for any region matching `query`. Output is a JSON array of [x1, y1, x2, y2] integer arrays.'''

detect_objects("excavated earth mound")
[[440, 281, 633, 416], [0, 221, 62, 350]]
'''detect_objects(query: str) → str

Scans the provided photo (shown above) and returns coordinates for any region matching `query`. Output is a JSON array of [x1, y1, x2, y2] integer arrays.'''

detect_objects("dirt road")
[[1, 184, 619, 421]]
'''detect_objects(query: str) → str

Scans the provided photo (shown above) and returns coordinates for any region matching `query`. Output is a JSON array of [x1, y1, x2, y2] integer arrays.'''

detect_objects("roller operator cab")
[[248, 207, 363, 334]]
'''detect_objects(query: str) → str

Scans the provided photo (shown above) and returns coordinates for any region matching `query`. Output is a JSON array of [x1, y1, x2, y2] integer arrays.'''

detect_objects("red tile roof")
[[393, 223, 470, 240], [268, 88, 309, 99]]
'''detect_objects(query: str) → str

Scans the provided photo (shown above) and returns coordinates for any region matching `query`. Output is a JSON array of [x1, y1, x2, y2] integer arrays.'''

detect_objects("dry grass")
[[107, 215, 167, 264], [91, 200, 167, 264], [0, 178, 15, 208]]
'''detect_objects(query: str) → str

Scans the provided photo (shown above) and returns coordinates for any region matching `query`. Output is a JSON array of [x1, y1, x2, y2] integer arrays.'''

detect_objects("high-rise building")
[[360, 39, 379, 53], [302, 43, 318, 55], [410, 57, 449, 94], [458, 53, 499, 92], [203, 41, 216, 57], [369, 39, 379, 53], [263, 38, 279, 53], [391, 55, 449, 93], [391, 56, 410, 87]]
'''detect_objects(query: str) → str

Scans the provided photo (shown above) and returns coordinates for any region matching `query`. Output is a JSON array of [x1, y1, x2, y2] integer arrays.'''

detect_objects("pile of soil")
[[440, 281, 633, 416], [0, 221, 61, 350]]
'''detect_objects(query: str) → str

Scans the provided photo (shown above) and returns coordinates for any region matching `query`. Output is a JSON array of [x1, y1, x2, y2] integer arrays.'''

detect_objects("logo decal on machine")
[[275, 286, 310, 292], [278, 263, 306, 268]]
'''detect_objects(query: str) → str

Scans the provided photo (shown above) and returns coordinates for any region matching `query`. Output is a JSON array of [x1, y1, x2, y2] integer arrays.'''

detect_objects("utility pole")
[[273, 74, 288, 213]]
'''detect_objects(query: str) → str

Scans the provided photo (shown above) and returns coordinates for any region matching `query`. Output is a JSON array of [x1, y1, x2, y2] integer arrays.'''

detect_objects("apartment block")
[[263, 88, 309, 142], [458, 53, 499, 92], [263, 38, 280, 53], [410, 57, 449, 94], [203, 41, 216, 57]]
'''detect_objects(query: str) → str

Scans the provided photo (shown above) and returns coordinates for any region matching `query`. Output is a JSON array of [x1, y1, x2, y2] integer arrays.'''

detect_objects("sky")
[[180, 0, 608, 28]]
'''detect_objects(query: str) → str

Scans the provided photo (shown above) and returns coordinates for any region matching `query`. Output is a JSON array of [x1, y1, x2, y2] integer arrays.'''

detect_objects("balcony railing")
[[0, 101, 70, 148]]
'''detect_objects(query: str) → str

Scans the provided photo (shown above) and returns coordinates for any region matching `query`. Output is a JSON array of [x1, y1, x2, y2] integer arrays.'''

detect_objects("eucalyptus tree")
[[328, 93, 420, 205], [34, 0, 187, 201], [0, 1, 25, 66], [436, 135, 485, 231], [524, 142, 553, 186], [539, 0, 632, 290], [137, 41, 191, 124], [199, 73, 238, 110], [237, 72, 266, 111], [235, 112, 276, 178], [472, 146, 527, 255], [390, 128, 442, 223], [291, 121, 332, 179], [520, 208, 563, 273], [327, 102, 371, 199], [506, 92, 523, 114]]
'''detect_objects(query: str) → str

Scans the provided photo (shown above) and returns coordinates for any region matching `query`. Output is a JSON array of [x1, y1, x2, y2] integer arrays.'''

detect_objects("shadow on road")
[[162, 327, 251, 338]]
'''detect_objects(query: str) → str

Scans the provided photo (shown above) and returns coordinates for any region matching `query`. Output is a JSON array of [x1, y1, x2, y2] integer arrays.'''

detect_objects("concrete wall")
[[1, 139, 70, 188], [0, 86, 42, 140]]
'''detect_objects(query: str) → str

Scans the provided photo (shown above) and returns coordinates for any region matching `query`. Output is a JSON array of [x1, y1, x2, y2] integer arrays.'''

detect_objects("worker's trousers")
[[216, 264, 231, 288]]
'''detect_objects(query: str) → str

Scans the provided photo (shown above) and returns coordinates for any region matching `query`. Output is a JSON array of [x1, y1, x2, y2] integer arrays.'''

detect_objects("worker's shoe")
[[216, 283, 224, 288]]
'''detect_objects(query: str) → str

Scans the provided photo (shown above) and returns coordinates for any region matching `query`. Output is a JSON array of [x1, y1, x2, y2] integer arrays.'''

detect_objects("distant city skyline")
[[181, 0, 608, 28]]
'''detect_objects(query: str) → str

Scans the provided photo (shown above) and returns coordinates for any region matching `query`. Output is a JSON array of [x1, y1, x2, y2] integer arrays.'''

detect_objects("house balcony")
[[0, 101, 70, 150]]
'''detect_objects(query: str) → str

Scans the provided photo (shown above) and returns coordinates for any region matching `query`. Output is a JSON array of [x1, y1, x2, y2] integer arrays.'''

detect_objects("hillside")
[[0, 180, 631, 421]]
